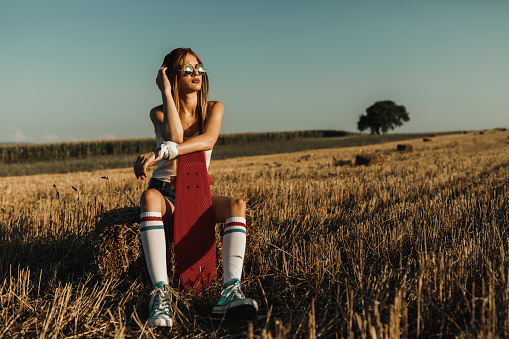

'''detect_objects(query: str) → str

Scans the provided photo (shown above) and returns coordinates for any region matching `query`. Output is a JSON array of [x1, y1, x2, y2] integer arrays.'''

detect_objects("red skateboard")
[[174, 151, 216, 292]]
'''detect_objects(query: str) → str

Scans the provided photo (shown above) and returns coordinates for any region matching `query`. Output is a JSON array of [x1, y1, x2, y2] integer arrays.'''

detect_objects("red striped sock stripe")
[[140, 216, 163, 222], [226, 221, 246, 228]]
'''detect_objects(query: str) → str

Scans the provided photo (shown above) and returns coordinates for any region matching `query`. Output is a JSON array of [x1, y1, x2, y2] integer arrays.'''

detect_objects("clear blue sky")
[[1, 0, 508, 143]]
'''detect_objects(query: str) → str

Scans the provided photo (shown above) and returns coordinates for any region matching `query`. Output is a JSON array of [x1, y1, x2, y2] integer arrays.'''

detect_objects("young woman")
[[133, 48, 258, 327]]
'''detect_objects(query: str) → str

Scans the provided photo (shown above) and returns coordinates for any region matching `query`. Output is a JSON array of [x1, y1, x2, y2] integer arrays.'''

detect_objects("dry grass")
[[1, 129, 509, 337]]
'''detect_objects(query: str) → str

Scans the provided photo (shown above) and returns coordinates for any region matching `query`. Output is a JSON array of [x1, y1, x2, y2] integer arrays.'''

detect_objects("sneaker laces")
[[221, 280, 245, 303], [150, 285, 171, 317]]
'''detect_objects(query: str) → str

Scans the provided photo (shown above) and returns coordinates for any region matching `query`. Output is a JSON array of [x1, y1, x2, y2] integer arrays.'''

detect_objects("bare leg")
[[211, 195, 246, 224], [140, 188, 174, 217]]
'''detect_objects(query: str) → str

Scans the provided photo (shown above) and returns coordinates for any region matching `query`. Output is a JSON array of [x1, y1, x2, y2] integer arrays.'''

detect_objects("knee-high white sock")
[[222, 217, 247, 284], [140, 212, 168, 286]]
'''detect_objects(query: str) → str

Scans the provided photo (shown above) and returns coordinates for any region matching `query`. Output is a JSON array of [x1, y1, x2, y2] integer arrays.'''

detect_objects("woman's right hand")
[[134, 151, 164, 179], [156, 66, 172, 95]]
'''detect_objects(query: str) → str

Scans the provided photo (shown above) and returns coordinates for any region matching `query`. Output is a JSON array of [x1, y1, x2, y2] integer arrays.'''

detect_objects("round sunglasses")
[[182, 64, 206, 76]]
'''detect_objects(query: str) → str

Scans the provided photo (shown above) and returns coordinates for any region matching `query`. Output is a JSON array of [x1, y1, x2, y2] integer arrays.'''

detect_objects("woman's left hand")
[[134, 151, 163, 179]]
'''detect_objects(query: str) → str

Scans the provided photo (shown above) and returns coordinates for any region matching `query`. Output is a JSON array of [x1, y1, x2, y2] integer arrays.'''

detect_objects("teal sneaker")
[[147, 281, 173, 327], [212, 279, 258, 320]]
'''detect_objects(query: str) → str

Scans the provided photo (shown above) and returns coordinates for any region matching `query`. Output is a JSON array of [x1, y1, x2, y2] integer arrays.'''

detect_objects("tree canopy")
[[357, 100, 410, 134]]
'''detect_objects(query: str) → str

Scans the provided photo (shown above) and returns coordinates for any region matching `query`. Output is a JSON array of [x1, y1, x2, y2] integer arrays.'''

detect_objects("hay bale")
[[397, 144, 413, 152], [423, 138, 432, 142], [93, 206, 151, 281], [355, 153, 387, 166], [93, 206, 260, 285], [332, 156, 352, 167]]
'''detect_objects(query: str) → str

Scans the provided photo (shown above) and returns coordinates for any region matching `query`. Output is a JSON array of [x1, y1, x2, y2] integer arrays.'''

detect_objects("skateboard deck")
[[174, 151, 216, 292]]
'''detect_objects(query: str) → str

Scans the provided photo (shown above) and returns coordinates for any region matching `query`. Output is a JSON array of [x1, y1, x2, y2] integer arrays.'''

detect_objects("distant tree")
[[357, 100, 410, 134]]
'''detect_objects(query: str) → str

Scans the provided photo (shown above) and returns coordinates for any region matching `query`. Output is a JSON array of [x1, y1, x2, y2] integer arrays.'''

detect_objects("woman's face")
[[178, 54, 203, 92]]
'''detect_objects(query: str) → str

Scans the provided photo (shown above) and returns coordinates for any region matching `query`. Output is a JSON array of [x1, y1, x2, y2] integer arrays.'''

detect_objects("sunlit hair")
[[162, 48, 209, 133]]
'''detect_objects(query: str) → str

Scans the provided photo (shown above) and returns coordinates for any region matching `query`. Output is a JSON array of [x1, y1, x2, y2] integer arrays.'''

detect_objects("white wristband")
[[155, 141, 179, 160]]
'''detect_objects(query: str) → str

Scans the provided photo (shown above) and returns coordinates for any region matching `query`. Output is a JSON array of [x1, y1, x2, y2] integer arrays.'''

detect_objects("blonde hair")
[[163, 48, 209, 133]]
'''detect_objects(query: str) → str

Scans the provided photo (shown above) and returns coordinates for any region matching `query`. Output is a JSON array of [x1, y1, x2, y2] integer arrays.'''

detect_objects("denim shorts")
[[148, 177, 176, 204]]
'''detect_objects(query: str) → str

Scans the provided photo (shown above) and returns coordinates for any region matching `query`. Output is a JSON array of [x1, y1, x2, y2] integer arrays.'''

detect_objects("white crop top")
[[151, 131, 212, 182]]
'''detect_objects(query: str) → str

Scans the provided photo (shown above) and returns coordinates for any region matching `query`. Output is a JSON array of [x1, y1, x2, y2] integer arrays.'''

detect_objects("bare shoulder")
[[150, 104, 164, 123], [150, 104, 164, 115], [207, 101, 224, 115]]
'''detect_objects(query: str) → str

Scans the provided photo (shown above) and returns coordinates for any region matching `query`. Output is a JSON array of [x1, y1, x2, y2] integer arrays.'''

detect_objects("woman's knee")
[[140, 189, 164, 212], [230, 197, 246, 216]]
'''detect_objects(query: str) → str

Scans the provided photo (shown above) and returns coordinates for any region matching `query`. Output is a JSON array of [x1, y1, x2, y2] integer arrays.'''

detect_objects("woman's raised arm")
[[152, 66, 184, 143]]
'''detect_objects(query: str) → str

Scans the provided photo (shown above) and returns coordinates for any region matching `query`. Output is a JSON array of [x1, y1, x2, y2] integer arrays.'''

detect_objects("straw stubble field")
[[1, 130, 508, 338]]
